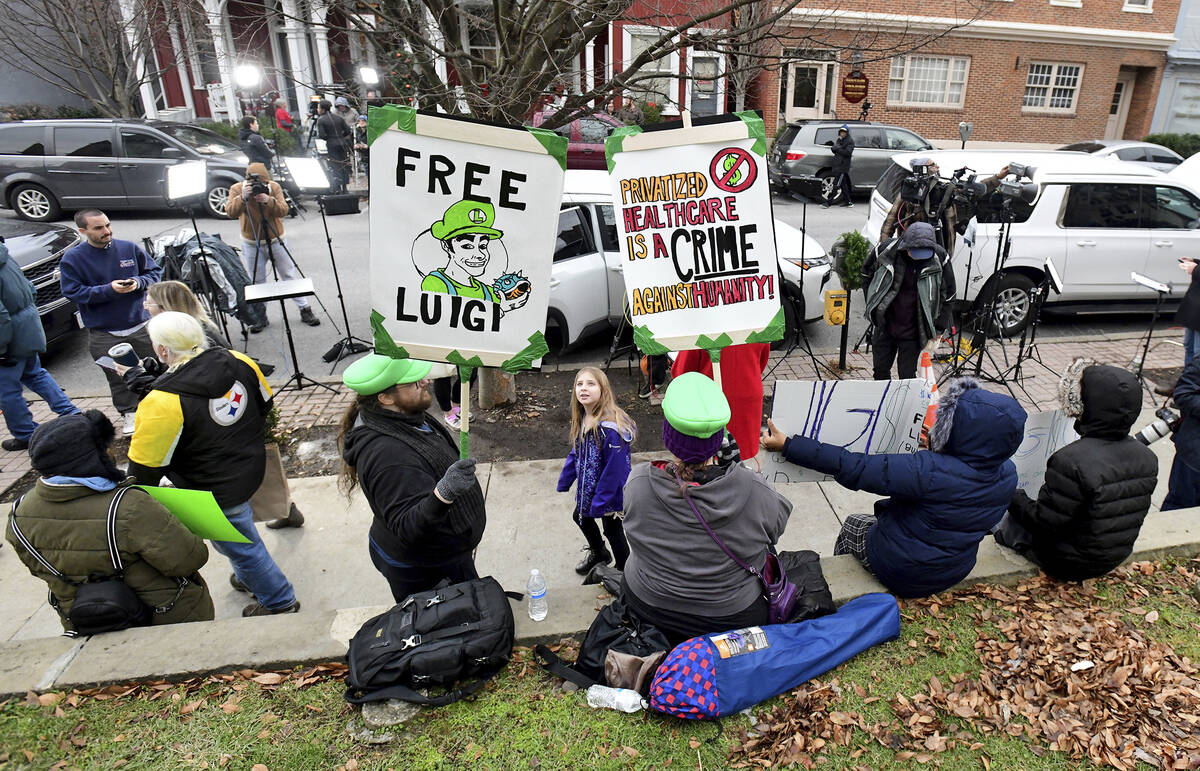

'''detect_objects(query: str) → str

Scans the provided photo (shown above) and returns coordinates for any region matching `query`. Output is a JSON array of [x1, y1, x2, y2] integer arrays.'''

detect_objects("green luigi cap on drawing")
[[342, 354, 433, 395], [431, 199, 504, 241]]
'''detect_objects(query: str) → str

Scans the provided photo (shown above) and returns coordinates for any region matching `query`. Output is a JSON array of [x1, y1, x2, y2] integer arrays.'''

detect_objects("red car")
[[530, 110, 624, 170]]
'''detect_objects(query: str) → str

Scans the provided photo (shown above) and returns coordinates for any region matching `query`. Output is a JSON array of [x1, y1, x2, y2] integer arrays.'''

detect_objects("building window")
[[1023, 62, 1083, 112], [887, 55, 969, 107], [626, 29, 678, 111], [1123, 0, 1152, 11], [460, 9, 498, 84]]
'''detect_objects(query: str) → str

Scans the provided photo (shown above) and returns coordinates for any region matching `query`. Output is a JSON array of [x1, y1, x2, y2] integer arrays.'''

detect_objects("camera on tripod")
[[1136, 406, 1182, 446], [996, 163, 1039, 204], [899, 158, 939, 205], [246, 173, 271, 197]]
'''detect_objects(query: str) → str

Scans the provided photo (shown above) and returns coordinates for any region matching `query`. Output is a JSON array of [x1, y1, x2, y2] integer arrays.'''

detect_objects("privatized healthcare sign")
[[605, 112, 783, 354], [366, 106, 566, 368]]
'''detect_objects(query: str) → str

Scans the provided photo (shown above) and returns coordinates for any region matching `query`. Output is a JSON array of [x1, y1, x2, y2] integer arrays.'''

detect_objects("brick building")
[[755, 1, 1178, 144]]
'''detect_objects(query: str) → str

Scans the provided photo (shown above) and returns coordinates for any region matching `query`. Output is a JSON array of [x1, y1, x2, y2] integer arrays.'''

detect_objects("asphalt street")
[[12, 186, 1178, 399]]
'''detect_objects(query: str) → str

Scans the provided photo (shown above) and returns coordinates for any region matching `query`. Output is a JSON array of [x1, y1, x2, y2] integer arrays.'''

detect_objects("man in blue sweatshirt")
[[59, 210, 162, 434]]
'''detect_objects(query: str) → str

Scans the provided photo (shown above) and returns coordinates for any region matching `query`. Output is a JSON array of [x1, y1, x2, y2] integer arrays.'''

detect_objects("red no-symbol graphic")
[[709, 147, 758, 193]]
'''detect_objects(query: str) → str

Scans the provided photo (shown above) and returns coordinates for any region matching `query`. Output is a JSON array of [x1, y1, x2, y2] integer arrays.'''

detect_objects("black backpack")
[[344, 576, 518, 706]]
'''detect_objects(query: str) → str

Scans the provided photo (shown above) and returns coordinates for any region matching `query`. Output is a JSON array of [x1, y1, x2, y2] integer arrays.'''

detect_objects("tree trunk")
[[477, 368, 516, 408]]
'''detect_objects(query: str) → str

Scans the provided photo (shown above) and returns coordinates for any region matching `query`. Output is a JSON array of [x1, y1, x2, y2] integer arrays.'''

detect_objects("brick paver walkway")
[[0, 328, 1181, 496]]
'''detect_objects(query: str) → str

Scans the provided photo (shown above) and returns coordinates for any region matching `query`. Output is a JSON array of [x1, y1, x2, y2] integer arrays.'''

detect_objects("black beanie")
[[28, 410, 124, 482]]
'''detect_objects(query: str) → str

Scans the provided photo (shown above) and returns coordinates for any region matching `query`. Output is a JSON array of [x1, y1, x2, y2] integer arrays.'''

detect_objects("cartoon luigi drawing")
[[420, 199, 531, 312]]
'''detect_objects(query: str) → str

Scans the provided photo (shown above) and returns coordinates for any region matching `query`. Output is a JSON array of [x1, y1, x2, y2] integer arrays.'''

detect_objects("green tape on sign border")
[[734, 110, 767, 156], [447, 350, 485, 369], [745, 307, 786, 344], [605, 125, 644, 173], [632, 325, 670, 356], [696, 333, 733, 354], [367, 104, 413, 145], [527, 127, 568, 171], [369, 309, 410, 359], [501, 331, 549, 373]]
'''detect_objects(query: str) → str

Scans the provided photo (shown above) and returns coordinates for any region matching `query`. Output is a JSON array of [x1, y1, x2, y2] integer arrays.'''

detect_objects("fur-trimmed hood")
[[929, 377, 1027, 469], [1058, 359, 1142, 439]]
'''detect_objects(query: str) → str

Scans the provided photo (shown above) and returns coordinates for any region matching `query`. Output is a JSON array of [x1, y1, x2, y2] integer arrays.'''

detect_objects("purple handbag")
[[677, 471, 799, 625]]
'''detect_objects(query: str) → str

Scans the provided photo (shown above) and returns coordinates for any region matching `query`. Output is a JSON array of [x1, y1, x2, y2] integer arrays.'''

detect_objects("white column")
[[278, 0, 314, 108], [164, 0, 196, 115], [205, 0, 239, 120], [310, 1, 334, 85], [585, 38, 595, 99], [117, 0, 159, 117]]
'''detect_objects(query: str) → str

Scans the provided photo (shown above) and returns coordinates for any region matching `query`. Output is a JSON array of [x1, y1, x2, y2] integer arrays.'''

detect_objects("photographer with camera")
[[881, 159, 1009, 255], [238, 116, 274, 168], [1163, 350, 1200, 511], [227, 163, 320, 329], [994, 358, 1157, 581], [861, 221, 955, 380]]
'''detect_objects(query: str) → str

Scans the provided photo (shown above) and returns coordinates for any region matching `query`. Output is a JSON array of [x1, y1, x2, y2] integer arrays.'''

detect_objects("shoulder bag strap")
[[532, 644, 597, 689], [674, 467, 761, 581], [7, 495, 74, 582], [105, 486, 135, 574]]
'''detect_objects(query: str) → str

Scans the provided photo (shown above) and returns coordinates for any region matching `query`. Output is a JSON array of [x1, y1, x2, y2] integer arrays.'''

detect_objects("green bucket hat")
[[430, 199, 504, 241], [342, 354, 433, 395], [661, 372, 731, 438]]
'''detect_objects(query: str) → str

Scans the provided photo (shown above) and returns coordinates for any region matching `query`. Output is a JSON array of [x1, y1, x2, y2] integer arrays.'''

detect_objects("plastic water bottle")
[[527, 569, 547, 621], [586, 684, 645, 713]]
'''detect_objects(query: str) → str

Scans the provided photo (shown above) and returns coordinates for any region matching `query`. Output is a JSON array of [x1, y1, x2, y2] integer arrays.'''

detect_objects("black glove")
[[435, 458, 477, 503], [0, 355, 17, 367]]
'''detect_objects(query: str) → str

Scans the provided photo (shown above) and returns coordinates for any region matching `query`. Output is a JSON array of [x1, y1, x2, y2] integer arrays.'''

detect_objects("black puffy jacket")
[[1008, 365, 1158, 581]]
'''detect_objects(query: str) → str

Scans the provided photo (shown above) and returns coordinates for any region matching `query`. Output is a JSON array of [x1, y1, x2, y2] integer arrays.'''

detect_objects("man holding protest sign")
[[339, 354, 485, 601]]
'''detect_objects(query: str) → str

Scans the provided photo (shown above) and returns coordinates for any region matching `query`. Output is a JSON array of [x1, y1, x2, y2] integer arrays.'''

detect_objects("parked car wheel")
[[10, 184, 61, 222], [817, 170, 837, 202], [976, 272, 1034, 337], [205, 183, 230, 218]]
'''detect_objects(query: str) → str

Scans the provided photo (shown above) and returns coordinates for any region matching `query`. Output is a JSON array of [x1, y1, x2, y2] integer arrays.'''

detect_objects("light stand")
[[166, 161, 235, 344], [284, 156, 372, 369], [1131, 271, 1173, 397]]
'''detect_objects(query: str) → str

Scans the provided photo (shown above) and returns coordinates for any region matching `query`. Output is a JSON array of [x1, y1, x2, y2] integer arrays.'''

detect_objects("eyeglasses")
[[395, 378, 430, 391]]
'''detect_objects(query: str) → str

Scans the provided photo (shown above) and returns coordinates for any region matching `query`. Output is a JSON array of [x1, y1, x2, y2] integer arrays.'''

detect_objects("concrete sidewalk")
[[0, 329, 1192, 694]]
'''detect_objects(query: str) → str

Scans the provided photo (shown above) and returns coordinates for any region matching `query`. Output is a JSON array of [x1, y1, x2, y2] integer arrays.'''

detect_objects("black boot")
[[266, 503, 305, 530], [574, 546, 611, 575]]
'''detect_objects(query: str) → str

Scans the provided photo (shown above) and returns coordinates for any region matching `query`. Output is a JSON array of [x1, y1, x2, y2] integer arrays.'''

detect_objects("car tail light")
[[786, 151, 806, 161]]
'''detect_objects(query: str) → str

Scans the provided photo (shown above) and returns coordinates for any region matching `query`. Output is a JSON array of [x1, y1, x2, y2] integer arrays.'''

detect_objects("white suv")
[[864, 149, 1198, 335], [550, 170, 838, 351]]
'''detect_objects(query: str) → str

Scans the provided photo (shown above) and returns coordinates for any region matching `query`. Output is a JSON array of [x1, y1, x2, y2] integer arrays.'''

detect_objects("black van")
[[0, 119, 251, 221]]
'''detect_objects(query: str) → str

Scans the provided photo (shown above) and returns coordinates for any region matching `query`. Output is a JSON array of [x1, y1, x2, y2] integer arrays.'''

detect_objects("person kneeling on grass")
[[761, 377, 1026, 598], [994, 359, 1158, 581]]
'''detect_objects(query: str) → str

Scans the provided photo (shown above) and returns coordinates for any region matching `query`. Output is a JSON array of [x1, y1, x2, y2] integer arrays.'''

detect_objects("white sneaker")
[[122, 413, 136, 435], [444, 406, 461, 430]]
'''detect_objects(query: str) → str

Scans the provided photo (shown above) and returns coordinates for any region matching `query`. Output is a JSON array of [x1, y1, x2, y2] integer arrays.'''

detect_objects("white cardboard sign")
[[758, 379, 928, 484], [368, 111, 564, 367], [607, 118, 781, 352], [757, 379, 1076, 493]]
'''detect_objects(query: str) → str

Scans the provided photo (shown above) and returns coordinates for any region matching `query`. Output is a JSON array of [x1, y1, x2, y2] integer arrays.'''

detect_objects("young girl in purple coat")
[[557, 367, 637, 576]]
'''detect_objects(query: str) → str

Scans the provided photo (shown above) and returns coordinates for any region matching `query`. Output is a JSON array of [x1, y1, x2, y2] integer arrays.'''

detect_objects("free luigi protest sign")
[[366, 106, 566, 369], [605, 112, 783, 355]]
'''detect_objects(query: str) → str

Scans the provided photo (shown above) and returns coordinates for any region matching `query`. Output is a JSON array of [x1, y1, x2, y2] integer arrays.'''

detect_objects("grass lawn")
[[2, 560, 1199, 770]]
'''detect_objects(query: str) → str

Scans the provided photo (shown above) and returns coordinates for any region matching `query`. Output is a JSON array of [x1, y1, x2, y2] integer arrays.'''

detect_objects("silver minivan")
[[865, 149, 1200, 334], [0, 119, 251, 221]]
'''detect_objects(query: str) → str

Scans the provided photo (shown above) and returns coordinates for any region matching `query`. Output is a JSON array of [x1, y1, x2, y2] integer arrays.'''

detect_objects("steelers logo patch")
[[209, 381, 249, 426], [468, 208, 488, 224]]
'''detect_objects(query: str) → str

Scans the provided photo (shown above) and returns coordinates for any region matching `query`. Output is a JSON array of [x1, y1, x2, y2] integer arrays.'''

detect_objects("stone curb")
[[4, 508, 1198, 697]]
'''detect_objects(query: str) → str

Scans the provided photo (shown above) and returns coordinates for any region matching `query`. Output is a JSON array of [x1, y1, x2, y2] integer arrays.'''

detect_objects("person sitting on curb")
[[339, 354, 486, 602], [762, 377, 1026, 598], [5, 411, 214, 633], [994, 359, 1157, 581], [622, 372, 792, 646], [127, 312, 299, 617]]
